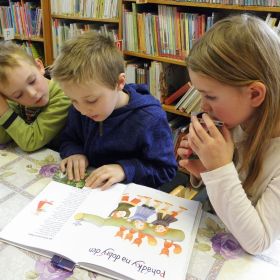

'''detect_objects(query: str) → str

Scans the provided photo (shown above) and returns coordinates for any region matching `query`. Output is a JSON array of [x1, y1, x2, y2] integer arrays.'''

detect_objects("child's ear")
[[248, 81, 266, 107], [117, 73, 126, 90], [35, 58, 45, 75]]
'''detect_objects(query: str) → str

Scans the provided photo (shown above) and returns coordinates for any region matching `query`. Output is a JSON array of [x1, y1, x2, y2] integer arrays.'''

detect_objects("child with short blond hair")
[[51, 32, 177, 190], [0, 41, 70, 151]]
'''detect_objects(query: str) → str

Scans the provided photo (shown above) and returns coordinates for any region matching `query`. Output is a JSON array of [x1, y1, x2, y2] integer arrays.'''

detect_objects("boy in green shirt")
[[0, 41, 71, 152]]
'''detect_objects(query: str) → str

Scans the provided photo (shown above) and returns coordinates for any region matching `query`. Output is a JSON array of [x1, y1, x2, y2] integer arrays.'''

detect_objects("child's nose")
[[26, 86, 37, 98]]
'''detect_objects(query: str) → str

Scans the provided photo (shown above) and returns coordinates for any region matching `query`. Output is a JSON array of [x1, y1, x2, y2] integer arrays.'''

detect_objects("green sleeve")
[[0, 108, 14, 144], [1, 80, 71, 152]]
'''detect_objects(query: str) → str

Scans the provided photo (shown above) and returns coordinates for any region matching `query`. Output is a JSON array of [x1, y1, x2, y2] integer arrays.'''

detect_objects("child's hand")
[[177, 134, 206, 178], [85, 164, 125, 190], [0, 94, 9, 116], [60, 154, 89, 181], [189, 114, 234, 171]]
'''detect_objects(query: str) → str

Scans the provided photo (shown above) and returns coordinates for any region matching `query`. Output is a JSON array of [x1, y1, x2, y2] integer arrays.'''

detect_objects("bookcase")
[[122, 0, 280, 180], [0, 0, 52, 65], [49, 0, 122, 61], [122, 0, 280, 118]]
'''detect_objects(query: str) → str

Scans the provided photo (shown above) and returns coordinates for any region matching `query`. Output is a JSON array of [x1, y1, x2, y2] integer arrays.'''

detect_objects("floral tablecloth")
[[0, 143, 279, 280]]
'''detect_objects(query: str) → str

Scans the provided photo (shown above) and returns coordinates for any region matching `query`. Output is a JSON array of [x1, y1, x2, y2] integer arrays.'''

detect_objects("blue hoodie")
[[60, 84, 177, 188]]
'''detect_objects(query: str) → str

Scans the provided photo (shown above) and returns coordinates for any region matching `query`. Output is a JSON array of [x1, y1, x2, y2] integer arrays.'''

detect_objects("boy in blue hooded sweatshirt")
[[51, 32, 177, 190]]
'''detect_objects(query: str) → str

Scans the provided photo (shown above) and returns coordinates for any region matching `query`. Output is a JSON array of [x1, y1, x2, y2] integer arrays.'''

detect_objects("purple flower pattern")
[[34, 258, 72, 279], [211, 232, 244, 259], [39, 164, 59, 177]]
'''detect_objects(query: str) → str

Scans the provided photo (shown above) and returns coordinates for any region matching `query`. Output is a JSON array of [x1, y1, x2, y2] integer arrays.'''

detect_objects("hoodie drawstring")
[[99, 122, 103, 136]]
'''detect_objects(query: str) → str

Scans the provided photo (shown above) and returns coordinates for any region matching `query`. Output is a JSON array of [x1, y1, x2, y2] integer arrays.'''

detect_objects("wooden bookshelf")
[[0, 34, 44, 42], [49, 0, 122, 62], [41, 0, 52, 65], [123, 51, 186, 66], [162, 104, 190, 117], [123, 1, 280, 118], [134, 0, 280, 12], [0, 0, 53, 65], [51, 14, 120, 23]]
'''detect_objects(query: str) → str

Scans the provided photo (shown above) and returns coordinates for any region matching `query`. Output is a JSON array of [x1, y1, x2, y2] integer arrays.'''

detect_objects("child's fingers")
[[222, 125, 232, 143], [191, 117, 209, 142], [73, 160, 81, 181], [178, 159, 191, 171], [60, 159, 67, 173], [66, 160, 74, 180], [85, 169, 104, 188], [202, 114, 221, 138], [179, 138, 189, 149], [101, 177, 115, 191], [177, 147, 193, 159], [79, 160, 86, 180]]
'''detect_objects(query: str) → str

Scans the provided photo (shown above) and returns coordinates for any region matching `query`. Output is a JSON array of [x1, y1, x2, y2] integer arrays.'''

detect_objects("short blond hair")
[[0, 41, 37, 84], [51, 32, 124, 89]]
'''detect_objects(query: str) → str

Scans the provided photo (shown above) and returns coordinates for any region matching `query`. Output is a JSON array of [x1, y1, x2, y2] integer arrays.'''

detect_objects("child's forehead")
[[64, 79, 109, 91], [1, 65, 34, 91]]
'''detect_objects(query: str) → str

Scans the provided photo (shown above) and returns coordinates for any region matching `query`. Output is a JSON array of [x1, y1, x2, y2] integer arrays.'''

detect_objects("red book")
[[164, 82, 191, 105]]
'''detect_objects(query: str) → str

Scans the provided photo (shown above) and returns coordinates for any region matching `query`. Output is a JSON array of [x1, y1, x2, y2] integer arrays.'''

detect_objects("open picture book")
[[0, 181, 202, 280]]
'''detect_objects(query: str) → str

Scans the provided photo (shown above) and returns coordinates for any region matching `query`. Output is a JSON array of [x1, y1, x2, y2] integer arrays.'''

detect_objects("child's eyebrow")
[[26, 74, 36, 81], [196, 89, 210, 94]]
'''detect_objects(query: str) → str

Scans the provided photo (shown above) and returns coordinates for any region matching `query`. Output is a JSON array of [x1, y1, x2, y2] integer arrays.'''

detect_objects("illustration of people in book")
[[74, 193, 188, 256]]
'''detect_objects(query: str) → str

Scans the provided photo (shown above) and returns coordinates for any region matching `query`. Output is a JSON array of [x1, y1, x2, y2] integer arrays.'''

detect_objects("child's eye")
[[29, 79, 36, 85], [14, 93, 23, 99], [87, 100, 96, 104], [205, 95, 217, 100]]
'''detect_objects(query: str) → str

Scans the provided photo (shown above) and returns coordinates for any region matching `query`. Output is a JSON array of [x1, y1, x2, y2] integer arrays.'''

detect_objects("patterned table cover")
[[0, 143, 279, 280]]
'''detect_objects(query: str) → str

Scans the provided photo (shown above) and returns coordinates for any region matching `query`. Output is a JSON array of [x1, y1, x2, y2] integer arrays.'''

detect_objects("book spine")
[[164, 82, 191, 105]]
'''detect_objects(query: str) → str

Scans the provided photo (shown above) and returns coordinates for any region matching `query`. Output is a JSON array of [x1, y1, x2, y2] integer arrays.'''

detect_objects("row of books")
[[125, 60, 163, 101], [52, 19, 118, 58], [265, 13, 280, 35], [21, 41, 43, 61], [125, 61, 188, 102], [164, 83, 201, 114], [51, 0, 119, 19], [176, 0, 280, 6], [175, 85, 201, 114], [0, 2, 42, 38], [123, 4, 214, 59]]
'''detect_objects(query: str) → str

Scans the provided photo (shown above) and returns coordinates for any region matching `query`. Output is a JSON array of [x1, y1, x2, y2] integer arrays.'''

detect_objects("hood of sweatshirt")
[[108, 83, 161, 118]]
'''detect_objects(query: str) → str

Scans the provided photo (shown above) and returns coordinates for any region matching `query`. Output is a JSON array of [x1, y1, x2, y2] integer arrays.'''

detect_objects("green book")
[[52, 169, 89, 188]]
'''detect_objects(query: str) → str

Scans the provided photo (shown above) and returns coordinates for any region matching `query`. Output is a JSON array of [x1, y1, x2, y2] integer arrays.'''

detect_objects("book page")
[[0, 181, 126, 261], [0, 182, 201, 280], [70, 183, 202, 280]]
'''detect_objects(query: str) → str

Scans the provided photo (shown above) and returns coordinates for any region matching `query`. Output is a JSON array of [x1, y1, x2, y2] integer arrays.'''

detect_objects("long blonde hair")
[[187, 14, 280, 191]]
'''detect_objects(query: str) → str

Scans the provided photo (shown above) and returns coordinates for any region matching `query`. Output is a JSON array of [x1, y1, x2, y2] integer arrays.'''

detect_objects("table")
[[0, 143, 279, 280]]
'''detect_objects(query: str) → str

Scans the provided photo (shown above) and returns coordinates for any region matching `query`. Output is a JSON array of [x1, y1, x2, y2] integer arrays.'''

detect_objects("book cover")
[[0, 181, 202, 280], [164, 82, 191, 105]]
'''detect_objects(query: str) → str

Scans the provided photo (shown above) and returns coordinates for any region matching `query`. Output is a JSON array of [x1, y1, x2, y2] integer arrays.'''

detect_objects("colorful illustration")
[[74, 193, 188, 256], [36, 199, 53, 213], [52, 169, 88, 188]]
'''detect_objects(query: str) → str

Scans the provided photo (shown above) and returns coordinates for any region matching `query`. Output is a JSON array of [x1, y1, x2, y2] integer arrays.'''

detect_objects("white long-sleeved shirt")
[[199, 127, 280, 255]]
